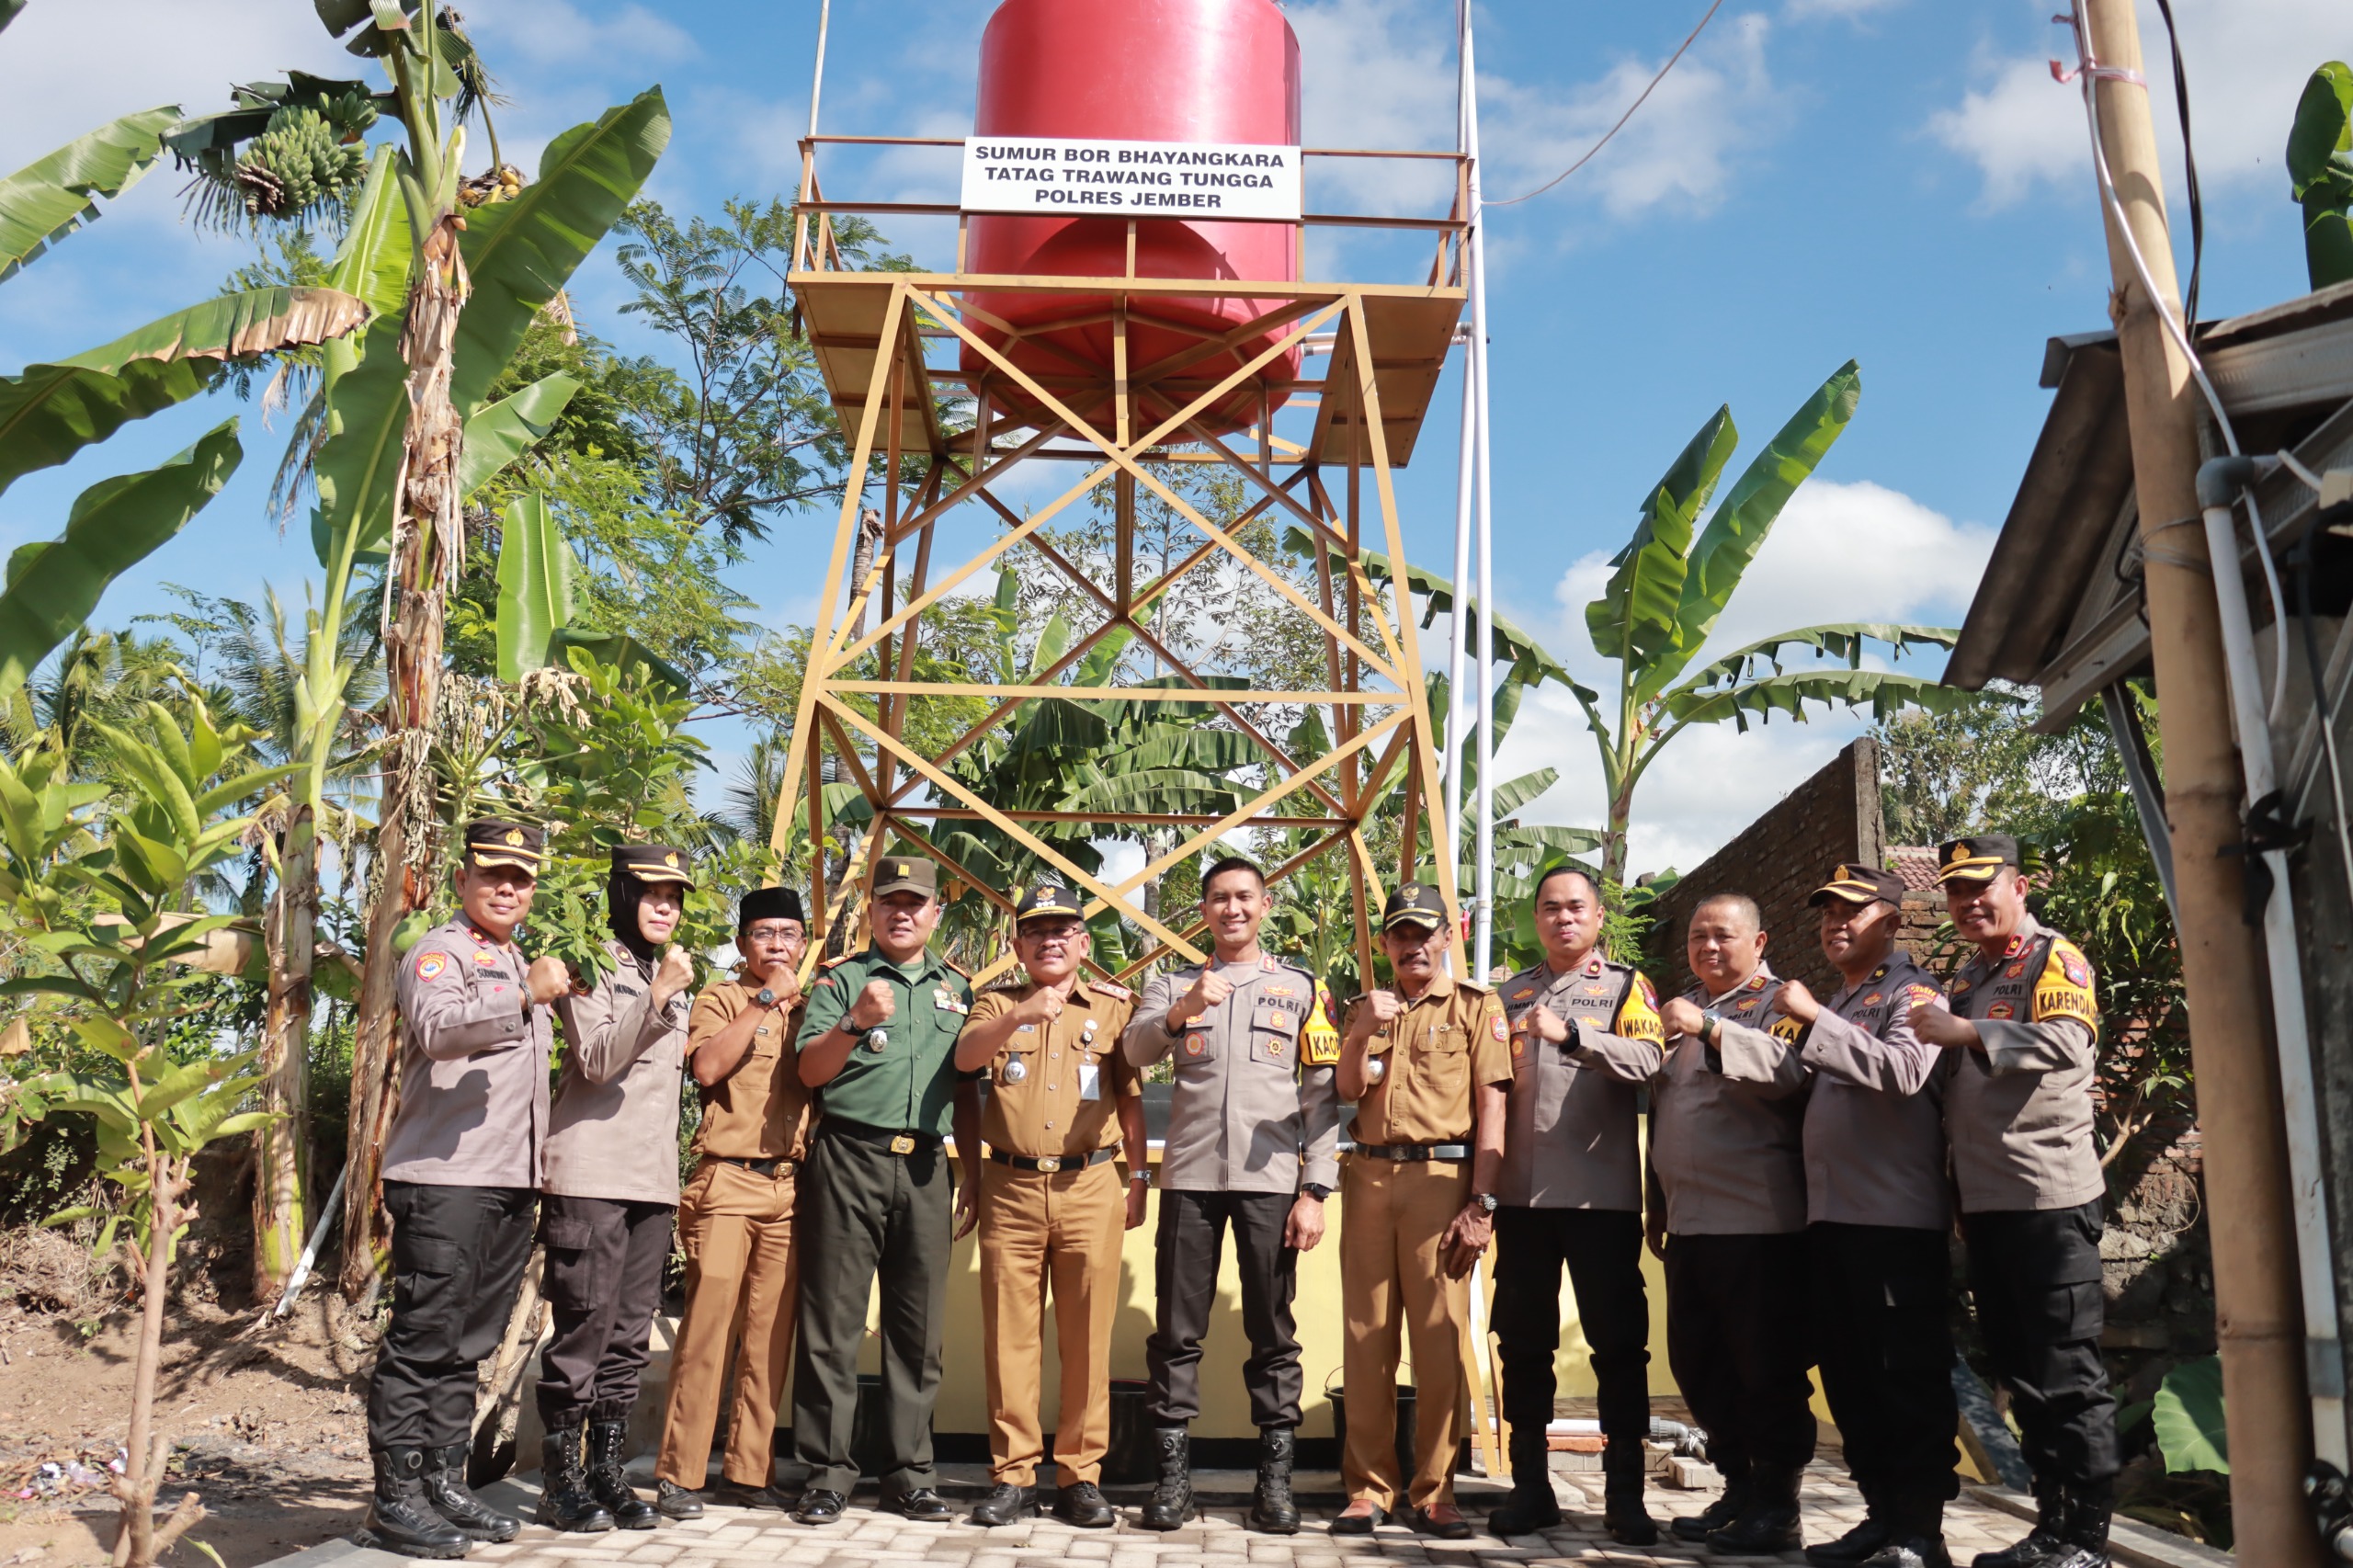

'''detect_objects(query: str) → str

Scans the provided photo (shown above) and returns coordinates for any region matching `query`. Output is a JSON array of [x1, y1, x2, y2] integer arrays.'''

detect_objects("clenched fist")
[[1771, 979, 1819, 1026], [526, 955, 572, 1006], [847, 979, 896, 1030], [1177, 969, 1232, 1028], [1013, 986, 1065, 1028], [1519, 1005, 1569, 1046], [651, 944, 696, 1009], [1659, 996, 1706, 1040], [1909, 999, 1980, 1052], [1353, 988, 1403, 1038]]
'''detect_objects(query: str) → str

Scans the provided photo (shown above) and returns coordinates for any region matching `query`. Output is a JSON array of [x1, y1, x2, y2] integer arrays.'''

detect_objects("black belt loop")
[[986, 1147, 1118, 1174], [1347, 1142, 1471, 1162], [822, 1119, 941, 1154]]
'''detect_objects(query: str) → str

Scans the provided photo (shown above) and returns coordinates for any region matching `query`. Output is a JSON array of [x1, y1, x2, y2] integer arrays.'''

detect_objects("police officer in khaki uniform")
[[654, 887, 812, 1517], [1488, 865, 1664, 1545], [364, 820, 570, 1560], [790, 854, 978, 1527], [1330, 884, 1511, 1540], [1908, 836, 2117, 1568], [956, 884, 1149, 1528], [1652, 893, 1814, 1554], [1720, 865, 1959, 1568], [1124, 855, 1341, 1533], [537, 845, 699, 1534]]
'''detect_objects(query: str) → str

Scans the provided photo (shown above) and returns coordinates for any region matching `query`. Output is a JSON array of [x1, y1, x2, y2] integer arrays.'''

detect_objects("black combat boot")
[[1673, 1460, 1751, 1541], [1809, 1482, 1891, 1566], [585, 1418, 659, 1529], [536, 1423, 617, 1533], [1249, 1426, 1301, 1534], [2054, 1485, 2113, 1568], [1140, 1426, 1194, 1530], [1971, 1481, 2070, 1568], [363, 1449, 472, 1560], [1858, 1494, 1951, 1568], [1602, 1435, 1660, 1546], [1487, 1432, 1562, 1536], [423, 1442, 519, 1542], [1708, 1460, 1804, 1553]]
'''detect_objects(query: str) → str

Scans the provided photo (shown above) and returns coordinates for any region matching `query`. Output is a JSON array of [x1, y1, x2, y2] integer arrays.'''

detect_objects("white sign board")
[[961, 136, 1302, 222]]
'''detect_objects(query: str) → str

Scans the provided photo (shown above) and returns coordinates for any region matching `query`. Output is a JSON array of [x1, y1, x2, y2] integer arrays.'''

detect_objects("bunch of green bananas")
[[233, 92, 380, 220]]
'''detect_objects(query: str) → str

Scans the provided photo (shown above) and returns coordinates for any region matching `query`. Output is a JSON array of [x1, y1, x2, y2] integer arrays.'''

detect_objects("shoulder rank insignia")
[[1747, 972, 1768, 991], [1089, 981, 1135, 1003], [820, 954, 854, 970]]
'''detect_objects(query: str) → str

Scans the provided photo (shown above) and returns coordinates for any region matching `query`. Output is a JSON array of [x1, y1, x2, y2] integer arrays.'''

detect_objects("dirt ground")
[[0, 1286, 380, 1568]]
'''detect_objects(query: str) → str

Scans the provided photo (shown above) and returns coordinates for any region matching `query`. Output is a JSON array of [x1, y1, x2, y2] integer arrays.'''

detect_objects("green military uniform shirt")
[[801, 945, 972, 1137]]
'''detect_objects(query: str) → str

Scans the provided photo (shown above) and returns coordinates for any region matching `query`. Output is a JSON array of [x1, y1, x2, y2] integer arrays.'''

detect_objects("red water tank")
[[962, 0, 1302, 441]]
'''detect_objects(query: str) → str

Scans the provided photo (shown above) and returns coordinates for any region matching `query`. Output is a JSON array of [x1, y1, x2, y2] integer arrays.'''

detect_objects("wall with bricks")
[[1639, 737, 1886, 997]]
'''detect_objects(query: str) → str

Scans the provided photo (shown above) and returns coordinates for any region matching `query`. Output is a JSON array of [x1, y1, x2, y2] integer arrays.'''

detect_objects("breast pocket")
[[1250, 1005, 1300, 1068], [1425, 1024, 1470, 1096], [1176, 1022, 1219, 1074], [997, 1042, 1039, 1089]]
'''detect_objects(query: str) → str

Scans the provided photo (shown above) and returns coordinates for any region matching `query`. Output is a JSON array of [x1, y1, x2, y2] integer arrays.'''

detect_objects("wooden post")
[[2079, 2, 2321, 1558]]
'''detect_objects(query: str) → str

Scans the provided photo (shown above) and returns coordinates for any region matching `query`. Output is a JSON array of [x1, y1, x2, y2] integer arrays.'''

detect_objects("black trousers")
[[1810, 1221, 1958, 1503], [369, 1181, 539, 1452], [790, 1126, 953, 1494], [1664, 1231, 1816, 1478], [535, 1194, 676, 1426], [1962, 1202, 2120, 1492], [1145, 1189, 1303, 1429], [1493, 1206, 1651, 1441]]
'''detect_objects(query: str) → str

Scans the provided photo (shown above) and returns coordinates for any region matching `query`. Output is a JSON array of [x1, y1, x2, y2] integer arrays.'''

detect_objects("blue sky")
[[1, 0, 2346, 876]]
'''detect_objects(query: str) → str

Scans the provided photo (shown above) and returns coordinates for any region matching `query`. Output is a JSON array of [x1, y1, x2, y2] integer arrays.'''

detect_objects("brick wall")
[[1639, 737, 1886, 996]]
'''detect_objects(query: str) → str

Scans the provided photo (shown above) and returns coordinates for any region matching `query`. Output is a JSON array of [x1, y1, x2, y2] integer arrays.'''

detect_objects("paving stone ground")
[[404, 1462, 2032, 1568]]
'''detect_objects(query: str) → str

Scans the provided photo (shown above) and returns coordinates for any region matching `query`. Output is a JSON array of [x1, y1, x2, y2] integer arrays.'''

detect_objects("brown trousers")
[[1340, 1155, 1472, 1510], [656, 1158, 799, 1489], [978, 1158, 1126, 1485]]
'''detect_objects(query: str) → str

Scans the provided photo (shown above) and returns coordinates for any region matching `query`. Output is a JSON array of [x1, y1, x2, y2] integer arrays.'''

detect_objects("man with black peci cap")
[[537, 844, 700, 1533], [1330, 882, 1511, 1540], [1719, 864, 1959, 1568], [655, 885, 813, 1516], [1908, 836, 2118, 1568], [954, 882, 1149, 1529], [789, 853, 978, 1527], [363, 819, 571, 1560]]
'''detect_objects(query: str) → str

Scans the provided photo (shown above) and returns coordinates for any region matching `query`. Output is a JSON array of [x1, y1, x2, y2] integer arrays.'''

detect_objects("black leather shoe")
[[655, 1480, 704, 1519], [1708, 1463, 1804, 1554], [585, 1420, 658, 1530], [971, 1483, 1037, 1527], [1812, 1519, 1896, 1565], [425, 1442, 519, 1542], [1054, 1481, 1116, 1528], [793, 1488, 847, 1526], [712, 1478, 790, 1512], [1862, 1537, 1954, 1568], [362, 1449, 472, 1560], [1973, 1489, 2069, 1568], [882, 1486, 955, 1523], [1410, 1505, 1474, 1540], [1330, 1501, 1386, 1535], [1674, 1480, 1750, 1541]]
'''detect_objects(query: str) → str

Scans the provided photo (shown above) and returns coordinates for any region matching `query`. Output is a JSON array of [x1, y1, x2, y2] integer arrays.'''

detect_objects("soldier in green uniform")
[[788, 855, 978, 1527]]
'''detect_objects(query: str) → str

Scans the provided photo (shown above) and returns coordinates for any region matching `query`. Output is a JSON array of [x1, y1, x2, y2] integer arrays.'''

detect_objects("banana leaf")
[[494, 490, 574, 680], [2289, 62, 2353, 290], [1282, 526, 1584, 693], [0, 3, 25, 34], [328, 143, 412, 322], [0, 419, 242, 695], [0, 106, 181, 282], [1661, 667, 1978, 733], [308, 312, 404, 566], [1671, 622, 1959, 691], [0, 286, 365, 500], [457, 371, 581, 500], [1586, 406, 1733, 671]]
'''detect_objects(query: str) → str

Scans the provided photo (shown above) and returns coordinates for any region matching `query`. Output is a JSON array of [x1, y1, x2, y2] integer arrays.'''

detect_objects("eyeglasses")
[[744, 924, 805, 944]]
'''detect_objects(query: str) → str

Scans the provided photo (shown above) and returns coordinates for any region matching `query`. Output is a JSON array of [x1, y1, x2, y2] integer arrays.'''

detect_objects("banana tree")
[[2290, 61, 2353, 290]]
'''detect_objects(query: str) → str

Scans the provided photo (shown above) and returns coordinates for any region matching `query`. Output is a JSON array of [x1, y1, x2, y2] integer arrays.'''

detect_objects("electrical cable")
[[1490, 0, 1726, 207], [2150, 0, 2202, 333]]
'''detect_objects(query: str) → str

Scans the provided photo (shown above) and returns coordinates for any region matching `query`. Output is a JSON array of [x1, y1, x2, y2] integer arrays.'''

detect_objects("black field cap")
[[1810, 862, 1905, 906], [464, 818, 545, 871], [872, 852, 938, 898], [1382, 881, 1449, 931], [613, 843, 695, 887], [738, 886, 805, 928], [1015, 881, 1084, 923], [1938, 834, 2021, 884]]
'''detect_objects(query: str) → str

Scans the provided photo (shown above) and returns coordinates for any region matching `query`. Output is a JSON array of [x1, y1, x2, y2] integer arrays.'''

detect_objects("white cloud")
[[462, 1, 697, 69], [1931, 0, 2353, 209], [1786, 0, 1905, 18]]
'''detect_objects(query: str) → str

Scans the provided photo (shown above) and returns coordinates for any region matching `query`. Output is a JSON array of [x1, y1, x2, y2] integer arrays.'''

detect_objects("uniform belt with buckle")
[[987, 1147, 1118, 1174], [1349, 1142, 1471, 1162], [714, 1154, 793, 1177], [825, 1119, 940, 1156]]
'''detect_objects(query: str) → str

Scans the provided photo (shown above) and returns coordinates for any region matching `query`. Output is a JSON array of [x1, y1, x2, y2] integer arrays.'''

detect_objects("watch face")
[[756, 988, 776, 1006]]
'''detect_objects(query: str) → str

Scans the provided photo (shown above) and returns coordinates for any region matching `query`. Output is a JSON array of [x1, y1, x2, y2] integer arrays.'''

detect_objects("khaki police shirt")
[[382, 917, 552, 1188], [967, 980, 1143, 1159], [1716, 952, 1954, 1231], [1126, 953, 1341, 1194], [1495, 954, 1663, 1211], [1649, 963, 1811, 1236], [686, 973, 813, 1163], [1345, 972, 1512, 1147], [1943, 916, 2105, 1212], [546, 938, 691, 1205]]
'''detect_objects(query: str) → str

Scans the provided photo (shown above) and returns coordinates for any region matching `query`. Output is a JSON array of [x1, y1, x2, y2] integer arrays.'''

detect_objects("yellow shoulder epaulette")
[[819, 953, 855, 971]]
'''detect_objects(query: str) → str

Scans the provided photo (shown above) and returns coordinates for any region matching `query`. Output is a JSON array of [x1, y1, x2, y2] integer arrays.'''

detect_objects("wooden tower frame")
[[771, 136, 1472, 992]]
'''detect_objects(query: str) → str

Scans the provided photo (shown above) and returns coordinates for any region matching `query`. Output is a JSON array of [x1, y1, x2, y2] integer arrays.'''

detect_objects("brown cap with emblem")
[[1381, 881, 1449, 931], [612, 843, 694, 888], [1014, 882, 1084, 924], [1809, 862, 1905, 906], [1937, 834, 2020, 885], [463, 818, 545, 872], [872, 851, 938, 899]]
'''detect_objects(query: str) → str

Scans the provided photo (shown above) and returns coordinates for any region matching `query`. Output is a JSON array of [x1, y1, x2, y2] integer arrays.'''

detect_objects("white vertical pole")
[[808, 0, 833, 139], [1444, 8, 1476, 978], [1461, 2, 1497, 983]]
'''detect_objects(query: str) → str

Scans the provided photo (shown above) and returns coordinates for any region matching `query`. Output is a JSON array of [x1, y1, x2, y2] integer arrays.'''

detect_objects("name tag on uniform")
[[1079, 1062, 1101, 1101]]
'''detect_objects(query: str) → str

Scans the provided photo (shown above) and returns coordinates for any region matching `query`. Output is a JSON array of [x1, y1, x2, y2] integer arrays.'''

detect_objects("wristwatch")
[[755, 987, 777, 1008], [1699, 1008, 1724, 1045], [1301, 1182, 1333, 1201], [1472, 1191, 1499, 1213], [1130, 1169, 1154, 1187]]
